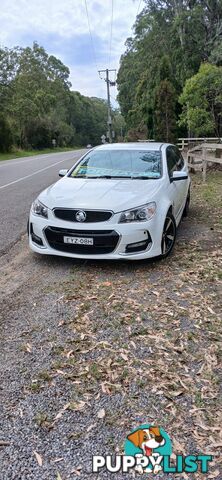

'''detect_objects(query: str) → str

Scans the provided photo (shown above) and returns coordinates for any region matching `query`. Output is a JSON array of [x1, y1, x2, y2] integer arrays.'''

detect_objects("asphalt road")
[[0, 149, 86, 254]]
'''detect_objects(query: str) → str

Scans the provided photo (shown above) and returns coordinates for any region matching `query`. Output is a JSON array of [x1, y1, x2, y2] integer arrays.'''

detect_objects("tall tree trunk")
[[172, 0, 186, 48]]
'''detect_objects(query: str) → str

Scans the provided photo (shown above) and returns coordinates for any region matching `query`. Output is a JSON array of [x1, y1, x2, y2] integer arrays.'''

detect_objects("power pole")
[[106, 69, 112, 143], [98, 68, 116, 143]]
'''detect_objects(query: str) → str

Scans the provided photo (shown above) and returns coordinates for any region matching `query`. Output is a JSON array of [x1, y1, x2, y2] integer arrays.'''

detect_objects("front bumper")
[[29, 213, 163, 260]]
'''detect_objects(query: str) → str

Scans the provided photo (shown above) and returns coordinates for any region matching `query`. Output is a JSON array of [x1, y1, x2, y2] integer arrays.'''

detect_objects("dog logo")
[[75, 210, 86, 222], [125, 424, 172, 474]]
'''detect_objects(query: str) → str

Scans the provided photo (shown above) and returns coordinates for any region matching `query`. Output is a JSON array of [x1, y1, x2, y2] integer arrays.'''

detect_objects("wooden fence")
[[187, 143, 222, 182], [177, 137, 222, 151]]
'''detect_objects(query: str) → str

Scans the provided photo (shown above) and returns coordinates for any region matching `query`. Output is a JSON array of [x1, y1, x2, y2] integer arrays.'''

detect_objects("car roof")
[[94, 142, 166, 151]]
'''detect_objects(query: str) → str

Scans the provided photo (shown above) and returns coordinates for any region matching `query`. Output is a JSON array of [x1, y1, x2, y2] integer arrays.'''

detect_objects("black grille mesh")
[[53, 208, 112, 223]]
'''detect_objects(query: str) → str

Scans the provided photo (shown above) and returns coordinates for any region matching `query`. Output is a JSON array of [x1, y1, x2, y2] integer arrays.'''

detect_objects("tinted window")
[[167, 147, 184, 175], [175, 148, 185, 171], [166, 147, 177, 174]]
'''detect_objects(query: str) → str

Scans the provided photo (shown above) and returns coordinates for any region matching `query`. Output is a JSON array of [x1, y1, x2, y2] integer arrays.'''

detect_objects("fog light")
[[125, 239, 151, 253], [30, 223, 44, 246]]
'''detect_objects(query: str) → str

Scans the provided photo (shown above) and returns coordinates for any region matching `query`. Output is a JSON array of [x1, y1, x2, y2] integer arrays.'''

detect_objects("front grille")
[[45, 227, 119, 255], [53, 208, 113, 223]]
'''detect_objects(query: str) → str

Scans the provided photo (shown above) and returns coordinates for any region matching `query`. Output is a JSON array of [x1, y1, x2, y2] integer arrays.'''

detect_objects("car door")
[[166, 146, 187, 219]]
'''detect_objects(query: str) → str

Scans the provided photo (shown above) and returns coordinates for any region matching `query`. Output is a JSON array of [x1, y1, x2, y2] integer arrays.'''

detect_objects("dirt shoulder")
[[0, 173, 221, 480]]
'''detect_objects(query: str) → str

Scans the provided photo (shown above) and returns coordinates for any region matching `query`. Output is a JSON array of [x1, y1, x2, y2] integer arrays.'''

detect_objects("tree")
[[155, 80, 177, 142], [0, 116, 13, 152], [179, 63, 222, 136], [117, 0, 222, 139], [0, 42, 116, 151]]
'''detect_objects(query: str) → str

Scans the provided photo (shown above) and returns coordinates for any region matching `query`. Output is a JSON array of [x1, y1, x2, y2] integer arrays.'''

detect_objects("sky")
[[0, 0, 144, 105]]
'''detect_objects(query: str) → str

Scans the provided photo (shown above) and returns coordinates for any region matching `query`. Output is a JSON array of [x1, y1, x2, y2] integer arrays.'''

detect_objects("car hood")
[[39, 177, 163, 212]]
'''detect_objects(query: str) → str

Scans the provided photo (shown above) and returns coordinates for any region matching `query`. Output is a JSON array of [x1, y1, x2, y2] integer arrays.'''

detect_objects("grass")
[[0, 146, 82, 161]]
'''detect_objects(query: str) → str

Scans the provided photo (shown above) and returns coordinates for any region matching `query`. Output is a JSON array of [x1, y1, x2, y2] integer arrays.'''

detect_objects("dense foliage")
[[0, 42, 122, 152], [179, 63, 222, 137], [117, 0, 222, 141]]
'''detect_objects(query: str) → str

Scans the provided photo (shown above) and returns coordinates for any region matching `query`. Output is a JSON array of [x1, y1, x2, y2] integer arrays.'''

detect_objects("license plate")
[[63, 236, 94, 245]]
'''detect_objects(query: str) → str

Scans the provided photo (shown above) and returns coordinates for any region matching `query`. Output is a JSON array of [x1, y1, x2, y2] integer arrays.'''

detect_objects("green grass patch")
[[0, 146, 82, 161]]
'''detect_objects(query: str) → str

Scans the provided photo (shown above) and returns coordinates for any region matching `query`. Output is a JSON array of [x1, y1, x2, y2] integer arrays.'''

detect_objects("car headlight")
[[119, 202, 156, 223], [31, 199, 48, 218]]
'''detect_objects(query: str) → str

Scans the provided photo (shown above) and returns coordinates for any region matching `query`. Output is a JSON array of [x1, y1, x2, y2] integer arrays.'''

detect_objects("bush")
[[24, 118, 52, 149]]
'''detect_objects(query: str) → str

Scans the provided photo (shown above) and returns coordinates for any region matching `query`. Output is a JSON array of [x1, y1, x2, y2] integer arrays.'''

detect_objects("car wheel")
[[182, 188, 190, 217], [161, 212, 176, 258]]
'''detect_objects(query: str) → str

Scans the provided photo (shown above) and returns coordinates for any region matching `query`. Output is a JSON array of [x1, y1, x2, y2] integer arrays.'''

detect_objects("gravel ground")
[[0, 173, 221, 480]]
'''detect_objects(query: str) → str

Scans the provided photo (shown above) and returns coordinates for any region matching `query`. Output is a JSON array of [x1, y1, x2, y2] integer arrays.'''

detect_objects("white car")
[[28, 143, 190, 260]]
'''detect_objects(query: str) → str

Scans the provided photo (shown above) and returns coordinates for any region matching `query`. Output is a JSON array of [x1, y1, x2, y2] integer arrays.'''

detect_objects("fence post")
[[202, 146, 207, 182]]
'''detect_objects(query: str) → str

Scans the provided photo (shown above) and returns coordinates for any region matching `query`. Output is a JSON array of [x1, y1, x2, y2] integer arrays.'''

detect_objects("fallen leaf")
[[25, 343, 32, 353], [166, 390, 184, 398], [87, 423, 97, 433], [152, 290, 160, 296], [69, 401, 86, 412], [120, 353, 128, 361], [196, 422, 220, 432], [34, 451, 43, 466], [208, 470, 220, 479], [0, 440, 10, 446], [207, 307, 216, 315], [173, 437, 186, 454], [70, 469, 81, 476], [101, 382, 109, 394], [54, 403, 70, 421], [66, 350, 74, 358], [97, 408, 105, 419]]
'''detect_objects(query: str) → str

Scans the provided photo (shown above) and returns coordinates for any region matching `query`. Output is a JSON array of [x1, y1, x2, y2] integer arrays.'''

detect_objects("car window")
[[173, 147, 185, 171], [166, 147, 177, 174], [167, 147, 184, 175]]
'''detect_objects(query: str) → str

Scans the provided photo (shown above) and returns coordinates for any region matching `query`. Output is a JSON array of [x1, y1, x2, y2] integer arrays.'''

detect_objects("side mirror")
[[170, 171, 188, 182], [59, 169, 68, 177]]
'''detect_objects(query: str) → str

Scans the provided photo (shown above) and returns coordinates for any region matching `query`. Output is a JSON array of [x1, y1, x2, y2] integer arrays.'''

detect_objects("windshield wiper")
[[131, 176, 159, 179], [78, 175, 132, 179]]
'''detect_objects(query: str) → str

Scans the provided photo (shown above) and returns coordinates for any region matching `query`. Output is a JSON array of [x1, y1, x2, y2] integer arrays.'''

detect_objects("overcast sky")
[[0, 0, 144, 105]]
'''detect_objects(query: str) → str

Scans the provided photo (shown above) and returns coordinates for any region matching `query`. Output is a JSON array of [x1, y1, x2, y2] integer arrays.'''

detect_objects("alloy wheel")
[[161, 214, 176, 256]]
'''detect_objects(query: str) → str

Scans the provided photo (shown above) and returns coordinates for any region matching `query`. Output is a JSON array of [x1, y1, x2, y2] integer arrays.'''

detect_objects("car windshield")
[[69, 149, 162, 179]]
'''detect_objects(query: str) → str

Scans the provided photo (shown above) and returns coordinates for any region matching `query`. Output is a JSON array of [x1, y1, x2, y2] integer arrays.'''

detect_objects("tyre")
[[161, 212, 176, 258], [182, 188, 190, 218]]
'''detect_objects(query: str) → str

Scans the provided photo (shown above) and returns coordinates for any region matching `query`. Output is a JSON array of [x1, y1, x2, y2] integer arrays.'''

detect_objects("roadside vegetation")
[[117, 0, 222, 142], [0, 43, 125, 154], [0, 147, 82, 162]]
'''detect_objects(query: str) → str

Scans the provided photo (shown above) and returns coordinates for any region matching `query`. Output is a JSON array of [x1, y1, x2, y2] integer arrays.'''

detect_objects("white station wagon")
[[28, 143, 190, 260]]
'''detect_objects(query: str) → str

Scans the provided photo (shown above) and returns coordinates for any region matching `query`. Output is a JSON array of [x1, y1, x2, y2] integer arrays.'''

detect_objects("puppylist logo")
[[92, 424, 213, 475], [125, 424, 171, 474]]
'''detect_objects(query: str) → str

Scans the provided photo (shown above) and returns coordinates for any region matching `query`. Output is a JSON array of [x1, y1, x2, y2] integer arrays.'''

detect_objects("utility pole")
[[98, 68, 116, 143], [106, 68, 112, 143]]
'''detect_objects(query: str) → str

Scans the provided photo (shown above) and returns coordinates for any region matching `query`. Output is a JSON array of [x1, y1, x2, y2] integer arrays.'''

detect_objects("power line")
[[108, 0, 114, 67], [83, 0, 100, 77], [136, 0, 143, 17]]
